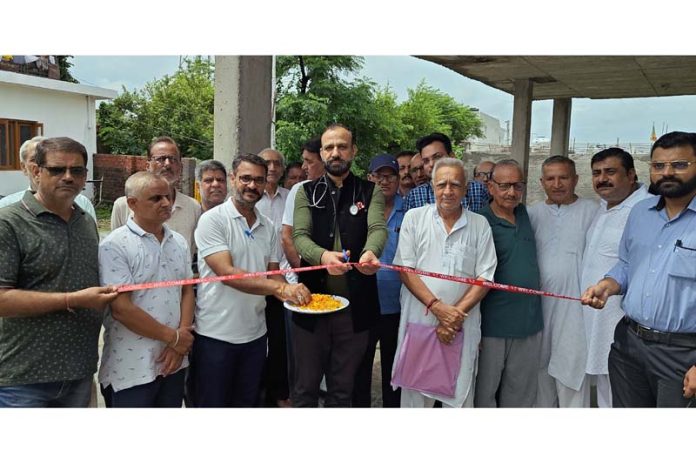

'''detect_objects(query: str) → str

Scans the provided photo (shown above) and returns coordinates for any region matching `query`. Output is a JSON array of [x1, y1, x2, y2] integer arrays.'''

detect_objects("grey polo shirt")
[[0, 191, 103, 386]]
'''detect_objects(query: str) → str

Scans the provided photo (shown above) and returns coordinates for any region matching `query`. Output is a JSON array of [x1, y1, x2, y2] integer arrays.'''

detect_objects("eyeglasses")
[[151, 155, 180, 165], [490, 180, 526, 192], [409, 166, 425, 174], [649, 160, 695, 172], [474, 171, 491, 180], [237, 175, 267, 185], [369, 173, 398, 183], [41, 165, 87, 177], [265, 159, 283, 167]]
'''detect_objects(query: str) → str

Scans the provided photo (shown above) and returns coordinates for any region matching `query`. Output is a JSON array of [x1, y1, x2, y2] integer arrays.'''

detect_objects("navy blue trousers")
[[187, 332, 267, 407], [101, 369, 185, 408]]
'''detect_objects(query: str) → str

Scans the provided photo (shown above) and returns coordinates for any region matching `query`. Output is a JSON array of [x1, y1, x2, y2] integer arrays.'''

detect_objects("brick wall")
[[93, 154, 197, 202]]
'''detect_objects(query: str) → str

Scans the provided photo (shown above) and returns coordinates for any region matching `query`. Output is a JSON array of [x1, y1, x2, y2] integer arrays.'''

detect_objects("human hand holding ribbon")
[[116, 262, 581, 302]]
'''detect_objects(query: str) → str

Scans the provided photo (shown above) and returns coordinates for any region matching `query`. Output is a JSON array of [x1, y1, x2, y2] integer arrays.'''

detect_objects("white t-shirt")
[[98, 219, 192, 392], [528, 197, 598, 390], [281, 180, 310, 227], [393, 204, 497, 407], [194, 199, 282, 344], [579, 184, 653, 375]]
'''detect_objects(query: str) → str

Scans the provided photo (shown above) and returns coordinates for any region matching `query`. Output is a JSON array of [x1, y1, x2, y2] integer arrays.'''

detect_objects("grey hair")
[[431, 157, 468, 184], [491, 159, 525, 181], [19, 136, 47, 163], [257, 148, 285, 169], [125, 171, 169, 198], [541, 155, 576, 176], [196, 159, 227, 181]]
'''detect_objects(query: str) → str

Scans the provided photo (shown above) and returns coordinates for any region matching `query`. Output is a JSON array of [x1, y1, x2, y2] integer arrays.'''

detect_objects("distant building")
[[469, 109, 506, 151], [0, 70, 117, 197]]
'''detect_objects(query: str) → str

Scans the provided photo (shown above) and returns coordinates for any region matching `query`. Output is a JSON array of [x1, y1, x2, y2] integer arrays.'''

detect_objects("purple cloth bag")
[[391, 322, 464, 398]]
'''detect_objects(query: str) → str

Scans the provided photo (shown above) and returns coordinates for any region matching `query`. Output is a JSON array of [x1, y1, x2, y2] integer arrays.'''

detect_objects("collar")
[[20, 190, 84, 219], [126, 217, 173, 240], [262, 186, 288, 200], [651, 192, 696, 213], [486, 203, 524, 227], [603, 183, 651, 211], [430, 203, 468, 232], [226, 198, 264, 233]]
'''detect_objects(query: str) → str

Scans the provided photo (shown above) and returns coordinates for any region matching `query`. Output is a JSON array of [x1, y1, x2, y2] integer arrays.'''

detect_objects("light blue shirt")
[[0, 188, 97, 221], [606, 195, 696, 333], [376, 195, 406, 315]]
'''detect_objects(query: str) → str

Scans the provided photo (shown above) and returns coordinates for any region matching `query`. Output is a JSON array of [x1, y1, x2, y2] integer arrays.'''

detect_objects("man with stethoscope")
[[291, 123, 387, 407]]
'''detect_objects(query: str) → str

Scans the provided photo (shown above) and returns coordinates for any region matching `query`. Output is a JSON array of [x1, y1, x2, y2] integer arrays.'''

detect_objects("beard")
[[234, 187, 261, 208], [324, 157, 351, 176], [652, 174, 696, 198]]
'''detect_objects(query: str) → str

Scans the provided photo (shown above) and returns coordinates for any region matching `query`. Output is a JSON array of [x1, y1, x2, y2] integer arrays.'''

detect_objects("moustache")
[[242, 188, 260, 196], [656, 176, 681, 185], [595, 182, 613, 188]]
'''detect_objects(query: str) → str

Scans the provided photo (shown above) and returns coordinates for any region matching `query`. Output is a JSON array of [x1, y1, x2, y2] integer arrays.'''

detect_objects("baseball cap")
[[368, 153, 399, 174]]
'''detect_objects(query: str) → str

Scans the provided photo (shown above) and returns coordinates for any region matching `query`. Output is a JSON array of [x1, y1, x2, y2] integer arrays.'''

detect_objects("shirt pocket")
[[669, 246, 696, 279], [443, 243, 477, 277]]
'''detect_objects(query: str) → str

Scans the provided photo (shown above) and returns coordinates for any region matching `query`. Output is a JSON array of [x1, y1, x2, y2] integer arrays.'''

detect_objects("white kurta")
[[528, 197, 598, 391], [392, 204, 497, 407], [580, 184, 653, 375]]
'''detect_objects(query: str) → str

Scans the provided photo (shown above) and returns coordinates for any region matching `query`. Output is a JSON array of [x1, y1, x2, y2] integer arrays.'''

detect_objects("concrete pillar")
[[550, 98, 572, 156], [214, 56, 273, 168], [510, 79, 533, 179]]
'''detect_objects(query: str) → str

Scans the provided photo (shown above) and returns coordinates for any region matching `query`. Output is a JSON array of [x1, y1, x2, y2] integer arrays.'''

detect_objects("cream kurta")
[[528, 197, 598, 391], [580, 184, 652, 375], [111, 191, 201, 256], [392, 204, 497, 407]]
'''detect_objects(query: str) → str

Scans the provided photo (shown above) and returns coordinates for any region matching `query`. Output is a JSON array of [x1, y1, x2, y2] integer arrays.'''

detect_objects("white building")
[[0, 70, 116, 197], [469, 110, 506, 151]]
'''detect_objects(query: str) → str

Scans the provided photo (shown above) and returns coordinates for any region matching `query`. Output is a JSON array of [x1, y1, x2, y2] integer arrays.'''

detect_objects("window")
[[0, 119, 44, 170]]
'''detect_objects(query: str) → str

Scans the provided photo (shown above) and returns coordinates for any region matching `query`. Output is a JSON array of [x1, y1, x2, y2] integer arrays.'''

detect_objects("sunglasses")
[[41, 165, 88, 177]]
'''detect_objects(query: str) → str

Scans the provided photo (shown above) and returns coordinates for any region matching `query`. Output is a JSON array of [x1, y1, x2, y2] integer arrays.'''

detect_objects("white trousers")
[[400, 368, 476, 408], [536, 369, 590, 407]]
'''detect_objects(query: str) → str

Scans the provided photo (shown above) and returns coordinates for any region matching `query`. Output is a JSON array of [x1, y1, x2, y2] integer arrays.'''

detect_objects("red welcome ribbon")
[[116, 261, 580, 302], [377, 263, 581, 302]]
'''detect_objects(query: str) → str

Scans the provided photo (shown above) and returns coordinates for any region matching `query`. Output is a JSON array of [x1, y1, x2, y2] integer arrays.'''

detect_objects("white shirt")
[[281, 180, 310, 284], [392, 204, 497, 407], [98, 219, 192, 392], [194, 199, 282, 344], [0, 189, 97, 221], [257, 185, 289, 230], [528, 197, 598, 390], [111, 191, 201, 256], [580, 184, 653, 375]]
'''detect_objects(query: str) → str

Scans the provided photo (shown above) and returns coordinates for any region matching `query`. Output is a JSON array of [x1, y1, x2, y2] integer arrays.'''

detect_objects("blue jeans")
[[187, 332, 267, 407], [0, 376, 93, 408], [101, 369, 186, 408]]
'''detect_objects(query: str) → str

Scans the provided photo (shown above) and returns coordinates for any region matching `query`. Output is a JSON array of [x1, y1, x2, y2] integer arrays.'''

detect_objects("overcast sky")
[[70, 55, 696, 146]]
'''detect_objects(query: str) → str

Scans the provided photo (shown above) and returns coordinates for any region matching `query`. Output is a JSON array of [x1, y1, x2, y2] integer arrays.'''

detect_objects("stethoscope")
[[308, 174, 360, 216]]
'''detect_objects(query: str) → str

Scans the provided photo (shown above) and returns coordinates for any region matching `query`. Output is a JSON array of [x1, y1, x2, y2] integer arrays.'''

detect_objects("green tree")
[[97, 57, 214, 159], [275, 58, 482, 173], [56, 56, 79, 83], [398, 81, 483, 154]]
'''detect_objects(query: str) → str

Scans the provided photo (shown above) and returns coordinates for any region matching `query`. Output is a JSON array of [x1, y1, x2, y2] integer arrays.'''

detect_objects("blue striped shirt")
[[405, 180, 489, 212]]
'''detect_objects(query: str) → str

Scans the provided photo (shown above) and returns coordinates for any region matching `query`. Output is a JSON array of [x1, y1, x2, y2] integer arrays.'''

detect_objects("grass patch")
[[95, 203, 113, 235]]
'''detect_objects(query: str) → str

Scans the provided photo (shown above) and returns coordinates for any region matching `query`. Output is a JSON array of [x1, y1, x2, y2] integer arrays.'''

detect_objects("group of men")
[[0, 125, 694, 408]]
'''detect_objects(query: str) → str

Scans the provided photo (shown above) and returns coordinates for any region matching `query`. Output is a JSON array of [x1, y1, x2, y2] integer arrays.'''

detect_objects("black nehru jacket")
[[294, 173, 380, 333]]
